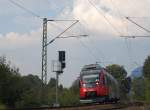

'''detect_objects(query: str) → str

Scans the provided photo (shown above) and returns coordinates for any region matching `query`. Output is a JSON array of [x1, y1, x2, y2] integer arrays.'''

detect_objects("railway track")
[[20, 102, 144, 110]]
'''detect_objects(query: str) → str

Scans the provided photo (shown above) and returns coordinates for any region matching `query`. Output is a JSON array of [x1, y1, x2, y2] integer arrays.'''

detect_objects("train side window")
[[100, 73, 105, 85], [106, 75, 110, 86], [104, 75, 107, 85]]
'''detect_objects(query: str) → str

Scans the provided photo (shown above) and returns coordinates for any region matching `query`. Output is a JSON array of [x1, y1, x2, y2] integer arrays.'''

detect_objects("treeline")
[[0, 56, 79, 109], [131, 56, 150, 101], [105, 56, 150, 102], [0, 55, 150, 109]]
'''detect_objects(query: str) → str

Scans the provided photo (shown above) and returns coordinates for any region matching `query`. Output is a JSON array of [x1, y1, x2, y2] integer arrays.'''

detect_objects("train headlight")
[[83, 83, 86, 87], [96, 82, 99, 85]]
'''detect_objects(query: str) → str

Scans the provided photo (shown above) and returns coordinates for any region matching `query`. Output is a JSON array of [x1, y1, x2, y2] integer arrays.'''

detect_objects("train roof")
[[80, 64, 103, 75], [81, 64, 102, 71], [80, 64, 119, 85]]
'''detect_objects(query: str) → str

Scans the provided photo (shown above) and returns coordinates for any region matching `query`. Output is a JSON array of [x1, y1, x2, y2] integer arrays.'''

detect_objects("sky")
[[0, 0, 150, 87]]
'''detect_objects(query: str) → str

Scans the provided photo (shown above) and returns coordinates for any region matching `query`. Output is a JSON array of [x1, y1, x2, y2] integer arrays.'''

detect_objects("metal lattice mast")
[[42, 18, 47, 84]]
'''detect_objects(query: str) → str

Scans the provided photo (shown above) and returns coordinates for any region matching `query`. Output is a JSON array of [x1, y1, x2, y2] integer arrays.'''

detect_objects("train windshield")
[[82, 74, 99, 83]]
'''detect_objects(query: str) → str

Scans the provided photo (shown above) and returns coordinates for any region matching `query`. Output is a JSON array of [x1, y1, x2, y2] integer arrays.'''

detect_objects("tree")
[[106, 64, 128, 101], [0, 56, 44, 108], [0, 56, 22, 108], [18, 74, 43, 108], [70, 78, 79, 94], [143, 56, 150, 78], [143, 56, 150, 101], [106, 64, 127, 82], [132, 77, 145, 101], [47, 78, 56, 89]]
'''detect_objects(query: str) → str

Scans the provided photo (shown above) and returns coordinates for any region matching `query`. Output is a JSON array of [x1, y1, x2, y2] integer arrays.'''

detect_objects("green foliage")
[[16, 75, 43, 108], [106, 64, 128, 101], [0, 56, 22, 107], [59, 88, 80, 106], [143, 56, 150, 78], [0, 103, 6, 109], [131, 77, 145, 101], [70, 78, 79, 94], [106, 64, 127, 82], [0, 56, 43, 108], [47, 78, 56, 89], [143, 55, 150, 101], [47, 78, 80, 106], [144, 78, 150, 101]]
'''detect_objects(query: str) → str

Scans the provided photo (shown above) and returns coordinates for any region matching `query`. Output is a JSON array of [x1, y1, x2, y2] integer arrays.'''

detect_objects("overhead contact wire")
[[8, 0, 41, 19]]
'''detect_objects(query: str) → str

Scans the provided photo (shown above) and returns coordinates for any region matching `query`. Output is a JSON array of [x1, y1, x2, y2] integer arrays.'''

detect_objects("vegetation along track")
[[20, 102, 144, 110]]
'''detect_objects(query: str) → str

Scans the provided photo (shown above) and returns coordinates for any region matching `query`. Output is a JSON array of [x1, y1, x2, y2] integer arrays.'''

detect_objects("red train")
[[79, 64, 120, 103]]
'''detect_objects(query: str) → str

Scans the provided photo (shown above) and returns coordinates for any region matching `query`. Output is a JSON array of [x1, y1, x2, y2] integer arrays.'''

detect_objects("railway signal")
[[41, 18, 88, 106], [58, 51, 66, 69]]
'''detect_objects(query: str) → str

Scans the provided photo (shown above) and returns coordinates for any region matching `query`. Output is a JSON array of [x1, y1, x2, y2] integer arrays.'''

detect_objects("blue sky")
[[0, 0, 150, 87]]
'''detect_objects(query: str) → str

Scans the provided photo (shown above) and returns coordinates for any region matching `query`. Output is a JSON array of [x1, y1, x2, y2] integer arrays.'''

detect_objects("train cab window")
[[82, 74, 99, 83], [104, 75, 107, 85]]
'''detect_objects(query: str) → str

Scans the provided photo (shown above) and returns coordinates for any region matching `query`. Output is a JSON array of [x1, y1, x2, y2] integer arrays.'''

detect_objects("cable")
[[46, 20, 79, 46], [129, 17, 150, 19], [87, 0, 123, 36], [109, 0, 123, 18], [77, 38, 101, 62], [126, 17, 150, 33], [109, 0, 128, 36], [8, 0, 41, 19], [77, 21, 104, 57], [76, 21, 105, 62]]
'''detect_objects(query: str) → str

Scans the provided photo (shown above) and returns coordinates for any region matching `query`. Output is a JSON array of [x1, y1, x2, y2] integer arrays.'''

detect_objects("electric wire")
[[45, 0, 108, 63], [44, 0, 122, 64], [126, 17, 150, 33], [96, 0, 135, 69], [48, 20, 101, 62], [46, 0, 58, 10], [108, 0, 134, 37], [87, 0, 123, 36], [109, 0, 128, 36], [129, 17, 150, 19], [46, 20, 79, 46], [109, 0, 123, 18], [8, 0, 42, 19], [77, 21, 106, 63], [75, 20, 106, 63], [109, 1, 134, 70], [77, 22, 102, 62], [77, 38, 101, 62]]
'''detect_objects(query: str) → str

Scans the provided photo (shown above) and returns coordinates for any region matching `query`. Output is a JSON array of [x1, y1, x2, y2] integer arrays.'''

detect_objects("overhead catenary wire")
[[8, 0, 41, 19], [75, 21, 106, 63], [129, 17, 150, 19], [46, 20, 79, 46], [109, 0, 129, 36], [79, 18, 109, 62], [87, 0, 123, 36], [109, 0, 124, 19], [110, 0, 133, 68], [77, 38, 101, 62], [78, 21, 106, 63], [126, 17, 150, 33], [42, 0, 108, 62], [48, 20, 100, 62]]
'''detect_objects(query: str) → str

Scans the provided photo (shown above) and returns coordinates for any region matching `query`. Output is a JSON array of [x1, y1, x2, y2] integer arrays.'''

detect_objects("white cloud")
[[72, 0, 150, 39], [0, 0, 150, 87], [0, 29, 41, 48]]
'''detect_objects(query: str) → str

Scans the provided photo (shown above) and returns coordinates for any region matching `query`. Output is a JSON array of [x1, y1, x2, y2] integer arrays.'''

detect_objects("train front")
[[79, 64, 108, 103]]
